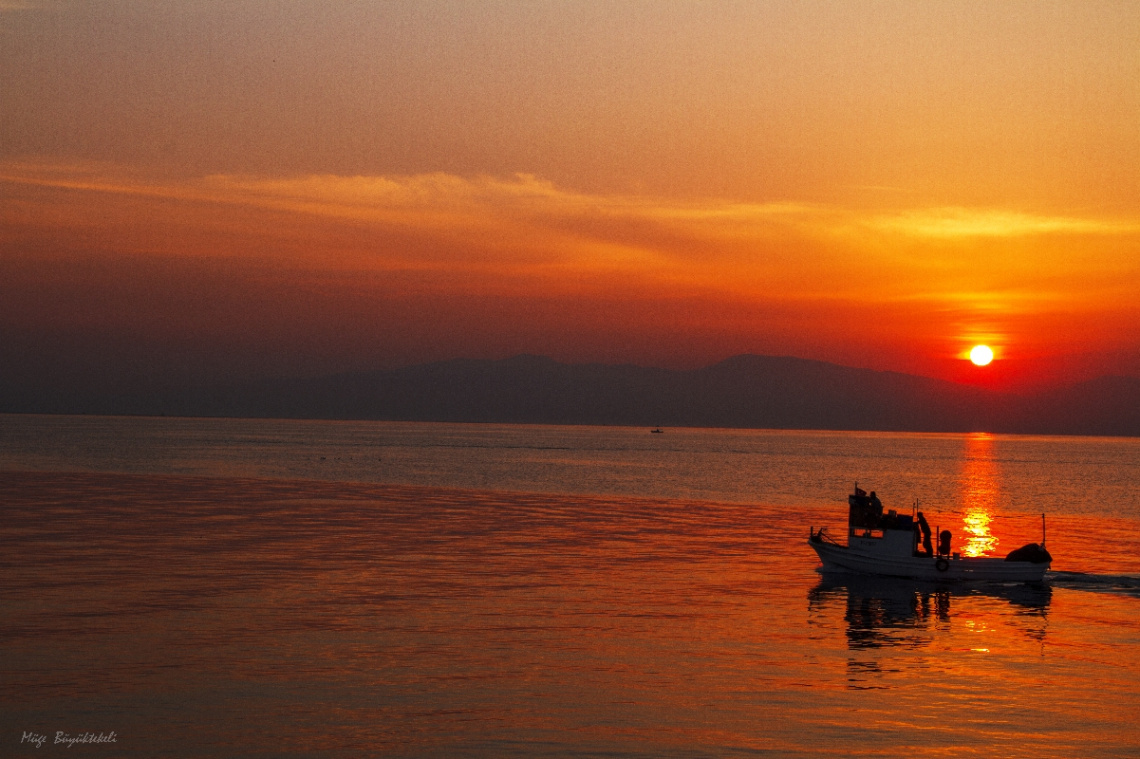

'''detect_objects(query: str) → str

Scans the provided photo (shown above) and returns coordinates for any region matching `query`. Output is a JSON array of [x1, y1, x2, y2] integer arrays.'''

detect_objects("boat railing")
[[810, 527, 844, 547]]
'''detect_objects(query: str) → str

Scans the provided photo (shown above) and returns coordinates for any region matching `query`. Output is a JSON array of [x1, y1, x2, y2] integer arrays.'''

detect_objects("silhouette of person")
[[916, 511, 933, 557]]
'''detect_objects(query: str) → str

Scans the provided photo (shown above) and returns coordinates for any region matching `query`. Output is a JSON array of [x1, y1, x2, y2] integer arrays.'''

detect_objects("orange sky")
[[2, 1, 1139, 392]]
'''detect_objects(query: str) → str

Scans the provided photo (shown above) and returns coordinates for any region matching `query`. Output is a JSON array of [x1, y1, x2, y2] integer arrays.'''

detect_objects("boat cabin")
[[848, 487, 934, 558]]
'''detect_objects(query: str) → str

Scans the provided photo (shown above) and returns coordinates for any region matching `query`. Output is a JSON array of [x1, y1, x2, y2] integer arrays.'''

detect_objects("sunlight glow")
[[4, 159, 1140, 385], [969, 345, 994, 366], [960, 434, 1000, 558], [962, 509, 997, 558]]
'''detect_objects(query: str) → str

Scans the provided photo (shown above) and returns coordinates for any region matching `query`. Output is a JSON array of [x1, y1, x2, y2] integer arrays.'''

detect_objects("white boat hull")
[[810, 537, 1049, 583]]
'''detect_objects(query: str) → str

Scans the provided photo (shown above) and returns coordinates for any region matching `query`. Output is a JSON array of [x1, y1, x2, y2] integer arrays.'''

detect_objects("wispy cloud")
[[0, 161, 838, 278], [0, 0, 45, 11], [864, 207, 1138, 238], [6, 160, 1132, 242], [4, 160, 1138, 303]]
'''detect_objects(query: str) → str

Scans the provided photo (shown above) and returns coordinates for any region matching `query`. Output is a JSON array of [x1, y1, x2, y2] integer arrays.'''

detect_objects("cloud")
[[863, 207, 1138, 238], [0, 0, 53, 12], [3, 160, 1138, 304], [8, 159, 1131, 242], [0, 161, 838, 287]]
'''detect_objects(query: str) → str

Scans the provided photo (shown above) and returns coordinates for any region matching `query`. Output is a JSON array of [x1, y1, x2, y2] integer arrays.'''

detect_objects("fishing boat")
[[809, 485, 1051, 583]]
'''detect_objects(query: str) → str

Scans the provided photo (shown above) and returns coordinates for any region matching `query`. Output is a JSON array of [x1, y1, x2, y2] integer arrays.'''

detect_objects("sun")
[[969, 344, 994, 366]]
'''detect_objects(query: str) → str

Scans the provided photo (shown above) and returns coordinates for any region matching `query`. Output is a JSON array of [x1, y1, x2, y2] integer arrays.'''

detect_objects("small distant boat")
[[650, 428, 664, 434], [809, 485, 1051, 583]]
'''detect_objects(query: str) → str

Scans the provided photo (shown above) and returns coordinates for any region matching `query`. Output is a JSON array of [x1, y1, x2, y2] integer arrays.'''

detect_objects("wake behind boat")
[[809, 485, 1052, 583]]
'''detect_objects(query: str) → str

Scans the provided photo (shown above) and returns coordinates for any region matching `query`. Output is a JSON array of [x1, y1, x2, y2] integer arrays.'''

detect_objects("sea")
[[2, 414, 1139, 758]]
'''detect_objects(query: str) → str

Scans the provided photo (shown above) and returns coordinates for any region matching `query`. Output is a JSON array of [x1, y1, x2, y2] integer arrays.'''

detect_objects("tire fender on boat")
[[935, 557, 949, 572]]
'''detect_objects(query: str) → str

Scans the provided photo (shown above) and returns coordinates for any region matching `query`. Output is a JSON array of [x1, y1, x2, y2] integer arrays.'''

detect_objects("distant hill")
[[1016, 375, 1140, 438], [7, 353, 1136, 437]]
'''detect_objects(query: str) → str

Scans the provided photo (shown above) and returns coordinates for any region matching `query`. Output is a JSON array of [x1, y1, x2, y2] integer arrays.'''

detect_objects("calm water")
[[2, 415, 1139, 757]]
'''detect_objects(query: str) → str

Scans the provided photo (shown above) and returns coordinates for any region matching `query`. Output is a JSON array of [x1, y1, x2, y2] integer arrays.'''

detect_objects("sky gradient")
[[3, 1, 1139, 394]]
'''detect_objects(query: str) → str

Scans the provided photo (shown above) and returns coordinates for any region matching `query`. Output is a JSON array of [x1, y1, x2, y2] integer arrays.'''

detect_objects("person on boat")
[[916, 511, 933, 557], [869, 491, 882, 520], [848, 485, 874, 527]]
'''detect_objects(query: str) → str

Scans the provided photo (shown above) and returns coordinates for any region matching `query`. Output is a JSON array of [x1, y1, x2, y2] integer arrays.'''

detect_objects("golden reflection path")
[[959, 433, 999, 557]]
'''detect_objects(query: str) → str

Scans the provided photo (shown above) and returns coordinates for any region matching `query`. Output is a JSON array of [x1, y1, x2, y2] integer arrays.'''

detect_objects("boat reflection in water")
[[807, 574, 1051, 688]]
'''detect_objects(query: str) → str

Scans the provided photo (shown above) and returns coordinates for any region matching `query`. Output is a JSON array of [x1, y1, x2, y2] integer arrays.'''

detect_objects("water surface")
[[2, 416, 1138, 756]]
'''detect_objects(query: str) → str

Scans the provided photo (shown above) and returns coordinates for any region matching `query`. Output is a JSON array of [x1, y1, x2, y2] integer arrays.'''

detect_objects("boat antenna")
[[1042, 513, 1046, 548]]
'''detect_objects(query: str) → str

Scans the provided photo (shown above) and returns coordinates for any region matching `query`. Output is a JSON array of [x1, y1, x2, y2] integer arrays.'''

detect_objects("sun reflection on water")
[[962, 509, 997, 557], [960, 433, 1000, 557]]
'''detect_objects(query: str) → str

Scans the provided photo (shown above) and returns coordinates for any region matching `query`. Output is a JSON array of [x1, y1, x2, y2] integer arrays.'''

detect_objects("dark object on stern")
[[1005, 543, 1053, 564]]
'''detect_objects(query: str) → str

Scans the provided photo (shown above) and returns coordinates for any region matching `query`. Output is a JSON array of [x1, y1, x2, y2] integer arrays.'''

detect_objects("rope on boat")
[[904, 510, 1046, 521]]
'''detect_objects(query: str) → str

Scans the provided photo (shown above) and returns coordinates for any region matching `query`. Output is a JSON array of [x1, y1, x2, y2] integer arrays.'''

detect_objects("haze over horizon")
[[4, 1, 1139, 401]]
